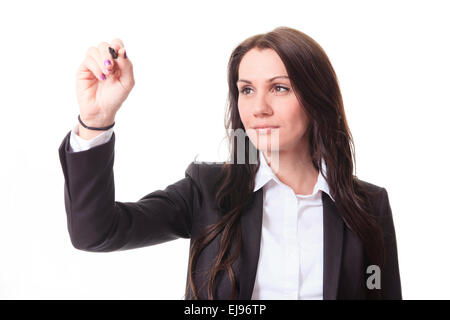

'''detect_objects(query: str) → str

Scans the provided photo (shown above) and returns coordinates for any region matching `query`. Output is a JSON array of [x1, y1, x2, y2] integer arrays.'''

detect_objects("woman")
[[58, 26, 402, 300]]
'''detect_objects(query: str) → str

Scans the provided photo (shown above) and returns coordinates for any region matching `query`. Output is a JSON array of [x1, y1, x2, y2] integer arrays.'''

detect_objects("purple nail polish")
[[124, 51, 127, 59], [101, 73, 106, 80], [104, 59, 111, 66]]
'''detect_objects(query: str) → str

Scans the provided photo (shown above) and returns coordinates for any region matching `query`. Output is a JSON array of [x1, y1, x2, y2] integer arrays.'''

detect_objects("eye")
[[274, 85, 289, 93], [240, 87, 253, 95], [239, 85, 290, 95]]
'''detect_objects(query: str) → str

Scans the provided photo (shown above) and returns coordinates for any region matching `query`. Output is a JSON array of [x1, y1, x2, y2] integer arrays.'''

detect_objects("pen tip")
[[108, 46, 118, 59]]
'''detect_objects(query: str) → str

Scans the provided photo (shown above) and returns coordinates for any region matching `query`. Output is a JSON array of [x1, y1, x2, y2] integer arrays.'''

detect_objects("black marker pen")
[[108, 47, 118, 59]]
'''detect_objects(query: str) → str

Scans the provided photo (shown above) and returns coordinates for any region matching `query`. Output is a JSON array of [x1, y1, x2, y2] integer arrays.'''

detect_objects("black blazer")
[[58, 131, 402, 300]]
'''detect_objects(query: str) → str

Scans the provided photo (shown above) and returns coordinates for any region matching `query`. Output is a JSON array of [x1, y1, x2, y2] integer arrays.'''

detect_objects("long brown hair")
[[185, 26, 385, 299]]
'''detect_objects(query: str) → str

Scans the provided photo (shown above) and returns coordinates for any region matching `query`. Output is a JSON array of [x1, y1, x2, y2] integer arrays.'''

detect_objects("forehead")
[[238, 48, 288, 79]]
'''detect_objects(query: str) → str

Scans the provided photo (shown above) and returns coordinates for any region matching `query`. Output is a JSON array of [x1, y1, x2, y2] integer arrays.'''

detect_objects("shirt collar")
[[253, 150, 335, 202]]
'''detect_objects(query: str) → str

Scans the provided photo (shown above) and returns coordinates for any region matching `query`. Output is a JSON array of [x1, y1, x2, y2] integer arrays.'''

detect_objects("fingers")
[[80, 39, 131, 82], [106, 38, 125, 62], [110, 38, 127, 62], [110, 38, 124, 52], [114, 46, 134, 89], [98, 42, 115, 75], [78, 48, 106, 81]]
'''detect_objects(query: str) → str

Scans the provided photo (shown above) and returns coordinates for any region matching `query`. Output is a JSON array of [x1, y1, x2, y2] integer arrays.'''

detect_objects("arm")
[[58, 130, 200, 252]]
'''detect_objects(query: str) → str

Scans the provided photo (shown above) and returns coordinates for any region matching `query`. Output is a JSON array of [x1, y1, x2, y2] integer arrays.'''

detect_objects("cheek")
[[281, 99, 304, 124], [280, 100, 309, 138], [238, 104, 250, 127]]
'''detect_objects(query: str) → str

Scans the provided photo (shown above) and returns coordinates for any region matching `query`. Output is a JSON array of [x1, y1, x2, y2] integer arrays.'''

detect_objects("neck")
[[261, 142, 318, 195]]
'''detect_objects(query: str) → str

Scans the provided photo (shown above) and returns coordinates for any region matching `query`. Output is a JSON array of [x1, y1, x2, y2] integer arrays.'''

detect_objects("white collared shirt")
[[251, 150, 335, 300], [69, 124, 335, 300]]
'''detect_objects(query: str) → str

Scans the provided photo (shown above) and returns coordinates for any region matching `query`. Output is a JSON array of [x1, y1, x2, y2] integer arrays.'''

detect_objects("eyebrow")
[[236, 75, 290, 84]]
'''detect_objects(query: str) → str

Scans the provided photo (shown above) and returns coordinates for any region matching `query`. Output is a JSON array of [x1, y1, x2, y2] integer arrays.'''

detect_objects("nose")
[[252, 94, 273, 117]]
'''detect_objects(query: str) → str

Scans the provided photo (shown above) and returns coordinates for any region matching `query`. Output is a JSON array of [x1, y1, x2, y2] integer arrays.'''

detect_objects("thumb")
[[116, 47, 134, 89]]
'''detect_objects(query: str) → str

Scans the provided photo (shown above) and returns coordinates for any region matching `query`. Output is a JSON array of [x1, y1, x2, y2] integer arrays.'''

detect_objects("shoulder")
[[184, 160, 226, 189], [354, 177, 391, 217], [355, 177, 386, 195], [185, 160, 225, 177], [182, 161, 227, 207]]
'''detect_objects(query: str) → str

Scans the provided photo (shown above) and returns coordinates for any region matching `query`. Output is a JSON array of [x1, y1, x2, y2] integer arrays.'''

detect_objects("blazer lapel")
[[322, 191, 344, 300], [238, 188, 264, 300], [237, 189, 344, 300]]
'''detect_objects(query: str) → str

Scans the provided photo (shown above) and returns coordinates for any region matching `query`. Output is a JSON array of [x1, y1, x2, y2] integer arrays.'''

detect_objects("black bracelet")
[[78, 114, 115, 131]]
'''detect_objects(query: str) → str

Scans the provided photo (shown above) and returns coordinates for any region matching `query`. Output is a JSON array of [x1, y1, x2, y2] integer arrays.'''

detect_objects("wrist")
[[79, 113, 115, 128], [77, 113, 115, 140], [77, 123, 109, 140]]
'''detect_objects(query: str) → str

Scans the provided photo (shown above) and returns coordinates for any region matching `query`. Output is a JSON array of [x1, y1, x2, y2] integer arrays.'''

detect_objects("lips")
[[250, 126, 279, 134], [252, 125, 279, 129]]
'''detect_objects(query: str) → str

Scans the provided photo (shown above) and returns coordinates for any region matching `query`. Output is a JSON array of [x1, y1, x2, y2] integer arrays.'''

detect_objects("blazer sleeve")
[[379, 188, 403, 299], [58, 130, 200, 252]]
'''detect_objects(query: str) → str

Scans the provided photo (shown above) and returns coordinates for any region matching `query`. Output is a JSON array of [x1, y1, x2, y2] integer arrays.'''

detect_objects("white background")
[[0, 0, 449, 299]]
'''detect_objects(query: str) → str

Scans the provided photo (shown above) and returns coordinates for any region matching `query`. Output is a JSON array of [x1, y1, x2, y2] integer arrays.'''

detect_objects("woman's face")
[[237, 48, 309, 154]]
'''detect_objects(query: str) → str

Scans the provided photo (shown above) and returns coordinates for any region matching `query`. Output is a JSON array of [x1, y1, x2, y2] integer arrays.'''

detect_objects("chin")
[[250, 138, 282, 154], [246, 128, 289, 155]]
